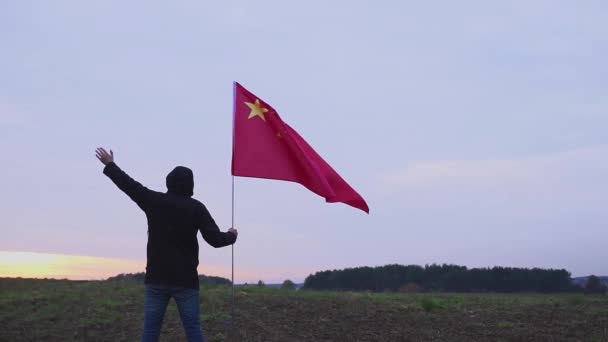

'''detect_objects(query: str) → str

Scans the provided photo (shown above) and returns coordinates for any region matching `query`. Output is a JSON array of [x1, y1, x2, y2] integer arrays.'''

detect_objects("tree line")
[[303, 264, 580, 293], [106, 272, 231, 286]]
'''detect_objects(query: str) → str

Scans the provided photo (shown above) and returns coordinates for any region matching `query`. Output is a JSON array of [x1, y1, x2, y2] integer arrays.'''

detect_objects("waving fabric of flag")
[[231, 82, 369, 213]]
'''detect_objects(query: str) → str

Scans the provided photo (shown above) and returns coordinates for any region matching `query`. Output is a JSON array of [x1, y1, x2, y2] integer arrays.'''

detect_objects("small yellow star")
[[245, 99, 269, 121]]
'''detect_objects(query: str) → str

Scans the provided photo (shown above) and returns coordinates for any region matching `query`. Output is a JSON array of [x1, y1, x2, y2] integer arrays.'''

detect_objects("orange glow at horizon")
[[0, 251, 145, 280], [0, 251, 307, 283]]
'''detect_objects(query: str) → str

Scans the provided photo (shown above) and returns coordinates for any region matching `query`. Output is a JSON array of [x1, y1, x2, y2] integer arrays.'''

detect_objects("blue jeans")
[[142, 284, 204, 342]]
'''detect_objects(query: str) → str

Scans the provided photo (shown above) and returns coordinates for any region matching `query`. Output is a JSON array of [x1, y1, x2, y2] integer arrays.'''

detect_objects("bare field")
[[0, 278, 607, 341]]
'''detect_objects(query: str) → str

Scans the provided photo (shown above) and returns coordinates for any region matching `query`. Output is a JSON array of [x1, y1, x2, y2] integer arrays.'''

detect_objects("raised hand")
[[95, 147, 114, 166]]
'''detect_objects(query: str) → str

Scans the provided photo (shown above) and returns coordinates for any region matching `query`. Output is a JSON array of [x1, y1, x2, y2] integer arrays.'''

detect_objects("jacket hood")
[[166, 166, 194, 197]]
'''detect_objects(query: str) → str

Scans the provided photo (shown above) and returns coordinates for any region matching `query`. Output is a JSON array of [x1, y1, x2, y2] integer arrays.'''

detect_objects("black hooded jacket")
[[103, 162, 236, 288]]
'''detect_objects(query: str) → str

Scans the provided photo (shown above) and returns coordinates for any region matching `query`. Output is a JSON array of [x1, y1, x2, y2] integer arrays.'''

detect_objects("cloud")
[[0, 102, 30, 128], [379, 145, 608, 226], [383, 146, 608, 193], [384, 159, 529, 189]]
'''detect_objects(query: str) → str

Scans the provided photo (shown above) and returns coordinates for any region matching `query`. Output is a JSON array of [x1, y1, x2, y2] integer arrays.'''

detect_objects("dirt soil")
[[1, 278, 607, 341]]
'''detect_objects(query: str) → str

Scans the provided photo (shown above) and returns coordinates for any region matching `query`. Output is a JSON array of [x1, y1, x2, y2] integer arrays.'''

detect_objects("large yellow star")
[[245, 99, 269, 121]]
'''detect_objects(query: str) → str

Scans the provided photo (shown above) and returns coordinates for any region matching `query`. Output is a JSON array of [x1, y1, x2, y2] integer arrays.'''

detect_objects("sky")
[[1, 1, 607, 283]]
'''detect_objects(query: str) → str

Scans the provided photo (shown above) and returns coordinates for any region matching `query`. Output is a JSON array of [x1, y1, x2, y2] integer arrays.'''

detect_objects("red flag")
[[231, 82, 369, 213]]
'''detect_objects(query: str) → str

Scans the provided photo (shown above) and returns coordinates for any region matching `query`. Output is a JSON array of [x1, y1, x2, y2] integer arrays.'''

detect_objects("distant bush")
[[199, 275, 232, 286], [257, 280, 265, 287], [281, 279, 296, 290], [585, 275, 607, 295], [107, 273, 145, 282]]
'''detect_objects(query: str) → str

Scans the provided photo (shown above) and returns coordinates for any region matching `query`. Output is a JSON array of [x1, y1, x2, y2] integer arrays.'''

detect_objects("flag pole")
[[230, 81, 236, 336], [231, 174, 235, 319]]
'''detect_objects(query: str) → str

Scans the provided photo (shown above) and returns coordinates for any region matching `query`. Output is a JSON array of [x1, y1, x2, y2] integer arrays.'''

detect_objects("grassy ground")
[[0, 278, 607, 341]]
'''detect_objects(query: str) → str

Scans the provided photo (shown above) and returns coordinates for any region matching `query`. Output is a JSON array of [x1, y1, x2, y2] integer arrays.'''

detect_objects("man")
[[95, 147, 237, 342]]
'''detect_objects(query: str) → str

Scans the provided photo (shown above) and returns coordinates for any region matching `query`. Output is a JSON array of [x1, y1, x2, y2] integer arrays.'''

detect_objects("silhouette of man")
[[95, 147, 237, 342]]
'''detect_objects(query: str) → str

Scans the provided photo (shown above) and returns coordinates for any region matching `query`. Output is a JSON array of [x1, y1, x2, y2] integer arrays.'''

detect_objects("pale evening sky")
[[1, 1, 607, 283]]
